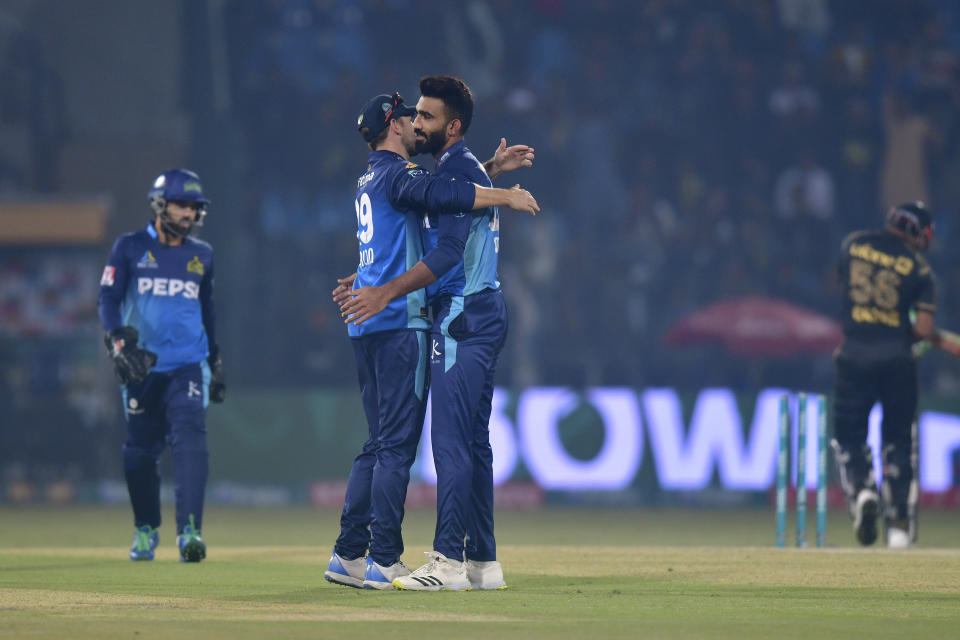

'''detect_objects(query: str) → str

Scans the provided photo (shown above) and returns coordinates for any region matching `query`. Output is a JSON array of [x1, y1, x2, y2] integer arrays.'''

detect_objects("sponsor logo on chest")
[[134, 250, 205, 299], [138, 277, 200, 298]]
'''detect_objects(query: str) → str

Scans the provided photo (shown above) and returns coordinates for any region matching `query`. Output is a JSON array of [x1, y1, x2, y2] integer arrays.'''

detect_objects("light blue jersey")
[[349, 149, 475, 337], [421, 141, 500, 300], [98, 224, 215, 372]]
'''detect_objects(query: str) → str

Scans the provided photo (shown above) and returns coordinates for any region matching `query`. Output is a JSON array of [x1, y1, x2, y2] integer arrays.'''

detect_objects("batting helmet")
[[886, 201, 933, 250]]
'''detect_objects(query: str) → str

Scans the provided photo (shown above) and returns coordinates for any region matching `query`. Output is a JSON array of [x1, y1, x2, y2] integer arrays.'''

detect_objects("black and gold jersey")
[[838, 230, 935, 361]]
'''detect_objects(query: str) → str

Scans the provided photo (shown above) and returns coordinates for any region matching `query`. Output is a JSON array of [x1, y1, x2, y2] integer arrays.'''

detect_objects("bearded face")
[[413, 96, 454, 157], [413, 126, 447, 156]]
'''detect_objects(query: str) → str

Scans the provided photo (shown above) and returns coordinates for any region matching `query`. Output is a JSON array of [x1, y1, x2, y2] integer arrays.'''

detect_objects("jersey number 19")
[[356, 193, 374, 244]]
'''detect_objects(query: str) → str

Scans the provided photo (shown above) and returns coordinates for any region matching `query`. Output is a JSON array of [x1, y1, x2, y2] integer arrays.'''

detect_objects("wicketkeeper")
[[98, 168, 225, 562]]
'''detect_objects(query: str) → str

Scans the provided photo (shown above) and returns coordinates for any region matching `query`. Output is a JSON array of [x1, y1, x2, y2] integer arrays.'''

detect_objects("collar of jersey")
[[369, 150, 407, 163], [145, 222, 158, 239], [436, 140, 467, 168]]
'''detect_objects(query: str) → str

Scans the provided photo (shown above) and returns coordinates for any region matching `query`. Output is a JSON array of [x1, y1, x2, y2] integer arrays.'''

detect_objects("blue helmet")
[[147, 169, 209, 237]]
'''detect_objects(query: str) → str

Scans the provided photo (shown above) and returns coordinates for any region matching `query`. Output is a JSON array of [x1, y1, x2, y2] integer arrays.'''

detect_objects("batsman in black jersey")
[[833, 202, 939, 549]]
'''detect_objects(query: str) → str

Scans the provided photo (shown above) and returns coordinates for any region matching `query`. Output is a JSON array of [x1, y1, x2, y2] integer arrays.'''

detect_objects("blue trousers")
[[430, 289, 507, 562], [336, 330, 428, 565], [121, 361, 210, 534]]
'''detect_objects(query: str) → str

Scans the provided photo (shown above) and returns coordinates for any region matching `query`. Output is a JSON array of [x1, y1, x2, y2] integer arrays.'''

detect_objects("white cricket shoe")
[[392, 551, 472, 591], [887, 527, 911, 549], [324, 551, 366, 588], [466, 559, 507, 590], [853, 489, 879, 546], [363, 557, 411, 590]]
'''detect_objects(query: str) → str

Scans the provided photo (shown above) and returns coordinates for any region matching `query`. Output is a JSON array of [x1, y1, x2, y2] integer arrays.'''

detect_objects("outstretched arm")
[[392, 166, 539, 215], [474, 184, 539, 215], [483, 138, 535, 179]]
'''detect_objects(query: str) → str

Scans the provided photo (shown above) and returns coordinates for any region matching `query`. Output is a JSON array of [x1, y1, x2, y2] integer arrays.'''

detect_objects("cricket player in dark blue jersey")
[[324, 92, 538, 590], [834, 202, 938, 549], [341, 76, 536, 591], [98, 168, 225, 563]]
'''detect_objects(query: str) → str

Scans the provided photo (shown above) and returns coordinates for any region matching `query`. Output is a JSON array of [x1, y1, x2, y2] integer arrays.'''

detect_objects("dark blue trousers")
[[121, 361, 210, 534], [430, 289, 507, 562], [336, 329, 428, 565]]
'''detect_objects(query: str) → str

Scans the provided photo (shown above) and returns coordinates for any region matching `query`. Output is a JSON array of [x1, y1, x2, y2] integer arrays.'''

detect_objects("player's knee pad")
[[831, 439, 876, 500], [881, 443, 913, 520]]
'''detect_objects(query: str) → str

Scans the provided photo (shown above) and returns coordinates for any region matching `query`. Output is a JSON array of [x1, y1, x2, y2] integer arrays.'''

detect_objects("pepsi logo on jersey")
[[137, 277, 200, 298]]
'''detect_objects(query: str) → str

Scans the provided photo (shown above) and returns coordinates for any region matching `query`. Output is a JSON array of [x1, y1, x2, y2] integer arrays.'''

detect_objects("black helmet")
[[886, 201, 933, 250]]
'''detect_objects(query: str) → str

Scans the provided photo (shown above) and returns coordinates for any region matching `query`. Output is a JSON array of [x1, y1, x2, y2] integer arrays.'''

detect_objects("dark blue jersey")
[[838, 229, 935, 361], [98, 223, 215, 372], [421, 141, 500, 300], [349, 150, 475, 336]]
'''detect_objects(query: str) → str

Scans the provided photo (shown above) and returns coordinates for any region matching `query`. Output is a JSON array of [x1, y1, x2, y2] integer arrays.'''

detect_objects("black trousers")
[[833, 353, 917, 522]]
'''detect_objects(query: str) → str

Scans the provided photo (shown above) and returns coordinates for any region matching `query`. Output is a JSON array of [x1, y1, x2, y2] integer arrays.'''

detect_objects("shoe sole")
[[887, 527, 911, 549], [362, 580, 395, 590], [470, 583, 508, 590], [392, 579, 472, 591], [129, 554, 154, 561], [179, 540, 206, 563], [325, 572, 363, 588], [854, 494, 879, 546]]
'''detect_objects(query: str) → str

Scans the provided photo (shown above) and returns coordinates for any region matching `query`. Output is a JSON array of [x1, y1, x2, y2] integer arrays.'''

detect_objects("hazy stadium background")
[[3, 0, 960, 514]]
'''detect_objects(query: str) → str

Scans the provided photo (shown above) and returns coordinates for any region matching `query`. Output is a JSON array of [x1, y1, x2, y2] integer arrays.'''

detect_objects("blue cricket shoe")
[[177, 515, 206, 563], [324, 551, 365, 588], [130, 525, 159, 561]]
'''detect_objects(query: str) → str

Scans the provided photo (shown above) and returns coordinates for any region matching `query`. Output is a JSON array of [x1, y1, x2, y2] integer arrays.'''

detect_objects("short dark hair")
[[419, 75, 474, 135], [362, 125, 389, 150]]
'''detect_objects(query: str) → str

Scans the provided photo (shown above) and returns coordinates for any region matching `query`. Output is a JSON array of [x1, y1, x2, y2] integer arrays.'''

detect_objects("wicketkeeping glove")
[[104, 326, 157, 385], [208, 346, 226, 403]]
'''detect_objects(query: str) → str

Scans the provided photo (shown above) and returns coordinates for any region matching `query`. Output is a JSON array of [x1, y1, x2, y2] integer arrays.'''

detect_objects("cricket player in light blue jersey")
[[341, 76, 537, 591], [324, 91, 538, 590], [98, 168, 225, 563]]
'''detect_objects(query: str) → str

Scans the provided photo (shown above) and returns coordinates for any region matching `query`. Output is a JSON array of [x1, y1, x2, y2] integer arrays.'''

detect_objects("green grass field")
[[2, 505, 959, 639]]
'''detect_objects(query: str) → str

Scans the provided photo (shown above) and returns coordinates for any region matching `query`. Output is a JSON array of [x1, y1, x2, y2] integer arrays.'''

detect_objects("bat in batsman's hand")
[[914, 327, 960, 359], [935, 328, 960, 358]]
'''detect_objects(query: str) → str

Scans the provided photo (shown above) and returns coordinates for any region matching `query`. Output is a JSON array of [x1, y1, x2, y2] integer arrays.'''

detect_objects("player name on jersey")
[[848, 243, 915, 276]]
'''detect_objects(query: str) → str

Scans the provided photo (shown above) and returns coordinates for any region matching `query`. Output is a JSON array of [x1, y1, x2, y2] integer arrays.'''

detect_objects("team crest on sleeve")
[[406, 162, 418, 168], [187, 256, 205, 275], [100, 265, 115, 286]]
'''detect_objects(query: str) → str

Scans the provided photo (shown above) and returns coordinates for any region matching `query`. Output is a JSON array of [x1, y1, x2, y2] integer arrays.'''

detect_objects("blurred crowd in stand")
[[217, 0, 960, 392], [6, 0, 960, 397]]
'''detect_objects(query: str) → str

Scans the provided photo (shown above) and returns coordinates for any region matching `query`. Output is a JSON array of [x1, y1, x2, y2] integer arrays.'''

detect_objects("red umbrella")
[[663, 296, 842, 357]]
